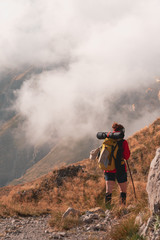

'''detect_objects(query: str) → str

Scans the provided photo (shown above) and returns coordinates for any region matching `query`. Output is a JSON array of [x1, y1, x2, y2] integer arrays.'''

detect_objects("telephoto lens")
[[96, 131, 124, 139], [96, 132, 108, 139]]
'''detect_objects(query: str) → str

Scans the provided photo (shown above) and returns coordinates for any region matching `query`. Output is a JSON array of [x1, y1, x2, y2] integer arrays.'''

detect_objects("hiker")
[[97, 122, 130, 206]]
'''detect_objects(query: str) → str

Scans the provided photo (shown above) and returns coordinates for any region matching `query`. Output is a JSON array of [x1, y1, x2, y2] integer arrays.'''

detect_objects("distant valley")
[[0, 67, 159, 186]]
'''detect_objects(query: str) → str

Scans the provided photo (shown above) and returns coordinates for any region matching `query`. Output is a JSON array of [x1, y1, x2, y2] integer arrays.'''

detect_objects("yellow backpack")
[[98, 138, 123, 171]]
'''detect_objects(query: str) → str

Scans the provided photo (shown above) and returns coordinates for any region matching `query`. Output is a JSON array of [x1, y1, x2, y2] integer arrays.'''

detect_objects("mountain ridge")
[[9, 117, 160, 186], [0, 67, 159, 186], [0, 117, 159, 223]]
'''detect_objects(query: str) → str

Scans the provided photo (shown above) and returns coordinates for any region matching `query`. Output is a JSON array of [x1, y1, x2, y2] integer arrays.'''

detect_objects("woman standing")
[[97, 122, 130, 206]]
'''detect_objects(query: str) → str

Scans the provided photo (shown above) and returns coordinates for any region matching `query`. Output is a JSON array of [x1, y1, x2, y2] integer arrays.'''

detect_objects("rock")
[[50, 232, 67, 239], [140, 216, 154, 237], [135, 213, 143, 226], [141, 148, 160, 239], [62, 207, 80, 218], [87, 207, 105, 215], [127, 204, 136, 211], [105, 210, 111, 221], [93, 223, 106, 231], [89, 148, 100, 160], [146, 148, 160, 215], [81, 213, 99, 224], [80, 207, 105, 224], [139, 223, 147, 236], [0, 232, 6, 238], [0, 209, 116, 240], [58, 232, 67, 237]]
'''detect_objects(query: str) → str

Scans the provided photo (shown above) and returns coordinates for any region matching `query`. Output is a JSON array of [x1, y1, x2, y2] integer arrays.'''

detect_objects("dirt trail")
[[0, 210, 113, 240]]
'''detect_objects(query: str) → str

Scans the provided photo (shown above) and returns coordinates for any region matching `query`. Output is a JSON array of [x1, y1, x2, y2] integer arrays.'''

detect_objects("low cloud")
[[0, 0, 159, 144]]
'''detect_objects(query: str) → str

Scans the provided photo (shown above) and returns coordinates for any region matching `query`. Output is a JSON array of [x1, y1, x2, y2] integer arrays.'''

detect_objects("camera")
[[96, 131, 124, 140]]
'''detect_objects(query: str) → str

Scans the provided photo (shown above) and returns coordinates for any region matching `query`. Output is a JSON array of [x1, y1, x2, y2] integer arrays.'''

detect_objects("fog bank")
[[0, 0, 160, 144]]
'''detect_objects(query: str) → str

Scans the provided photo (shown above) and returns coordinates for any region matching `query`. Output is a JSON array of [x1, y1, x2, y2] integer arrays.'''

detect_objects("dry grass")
[[0, 118, 159, 237], [49, 212, 82, 231], [0, 159, 104, 216], [109, 216, 145, 240], [128, 118, 160, 182]]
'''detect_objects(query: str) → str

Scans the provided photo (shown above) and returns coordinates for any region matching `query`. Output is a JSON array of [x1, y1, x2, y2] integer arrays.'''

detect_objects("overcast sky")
[[0, 0, 160, 144]]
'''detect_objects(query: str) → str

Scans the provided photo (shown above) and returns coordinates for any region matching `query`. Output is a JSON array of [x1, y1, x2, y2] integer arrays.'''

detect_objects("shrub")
[[49, 211, 82, 231], [110, 216, 145, 240]]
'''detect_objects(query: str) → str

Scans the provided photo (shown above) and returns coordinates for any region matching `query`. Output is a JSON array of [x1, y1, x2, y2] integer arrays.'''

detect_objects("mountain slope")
[[0, 118, 159, 219], [0, 66, 159, 187], [10, 136, 97, 185], [0, 68, 53, 186], [10, 118, 160, 186], [127, 117, 160, 181], [0, 115, 51, 186]]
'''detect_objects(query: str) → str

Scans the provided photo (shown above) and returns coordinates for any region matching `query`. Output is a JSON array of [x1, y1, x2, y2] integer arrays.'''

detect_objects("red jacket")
[[105, 137, 130, 173]]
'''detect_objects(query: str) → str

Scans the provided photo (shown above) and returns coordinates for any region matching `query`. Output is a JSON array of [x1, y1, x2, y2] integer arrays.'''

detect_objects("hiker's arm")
[[122, 140, 130, 160], [96, 131, 124, 139]]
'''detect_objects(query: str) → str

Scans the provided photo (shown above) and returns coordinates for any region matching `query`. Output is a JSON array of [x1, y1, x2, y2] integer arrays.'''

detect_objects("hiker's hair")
[[112, 122, 124, 131]]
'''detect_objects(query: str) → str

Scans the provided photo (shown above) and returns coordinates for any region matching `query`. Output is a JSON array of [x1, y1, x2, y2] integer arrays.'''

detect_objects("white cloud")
[[0, 0, 159, 143]]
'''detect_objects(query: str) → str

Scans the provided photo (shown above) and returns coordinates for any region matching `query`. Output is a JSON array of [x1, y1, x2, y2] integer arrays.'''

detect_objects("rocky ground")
[[0, 208, 117, 240]]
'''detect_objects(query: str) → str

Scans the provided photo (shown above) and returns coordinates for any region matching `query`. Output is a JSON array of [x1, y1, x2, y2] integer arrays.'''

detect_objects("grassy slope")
[[0, 118, 159, 218], [0, 70, 159, 187], [10, 118, 160, 186], [10, 136, 97, 185], [127, 117, 160, 181]]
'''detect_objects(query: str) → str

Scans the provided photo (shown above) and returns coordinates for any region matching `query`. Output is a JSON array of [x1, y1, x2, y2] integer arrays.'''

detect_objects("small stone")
[[127, 204, 136, 211], [0, 232, 6, 237], [59, 232, 66, 237], [86, 226, 91, 231], [96, 223, 106, 231], [81, 213, 99, 223], [45, 228, 54, 233], [11, 219, 19, 225], [52, 234, 59, 239], [135, 213, 143, 226], [105, 210, 111, 217], [62, 207, 80, 218], [87, 207, 105, 215]]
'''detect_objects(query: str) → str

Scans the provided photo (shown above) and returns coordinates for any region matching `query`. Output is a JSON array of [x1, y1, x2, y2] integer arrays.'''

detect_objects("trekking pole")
[[125, 160, 137, 200]]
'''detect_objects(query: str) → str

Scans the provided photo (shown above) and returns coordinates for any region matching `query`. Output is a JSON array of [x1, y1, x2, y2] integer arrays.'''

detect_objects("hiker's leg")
[[106, 180, 115, 193], [105, 181, 115, 205], [104, 172, 115, 194], [118, 181, 127, 193], [119, 181, 127, 204], [104, 172, 115, 205], [117, 171, 127, 205], [120, 191, 127, 205]]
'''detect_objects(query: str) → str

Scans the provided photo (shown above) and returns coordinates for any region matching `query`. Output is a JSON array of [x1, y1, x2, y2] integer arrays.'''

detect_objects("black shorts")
[[104, 171, 127, 183]]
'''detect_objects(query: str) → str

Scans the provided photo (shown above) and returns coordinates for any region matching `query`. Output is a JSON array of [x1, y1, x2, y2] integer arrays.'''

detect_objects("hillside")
[[10, 136, 97, 185], [10, 118, 160, 186], [127, 117, 160, 181], [0, 66, 159, 187], [0, 115, 51, 187], [0, 118, 159, 217], [0, 118, 159, 240], [0, 68, 53, 187]]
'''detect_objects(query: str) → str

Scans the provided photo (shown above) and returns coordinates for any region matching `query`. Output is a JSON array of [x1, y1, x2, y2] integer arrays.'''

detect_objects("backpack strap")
[[115, 139, 125, 170], [108, 142, 118, 166]]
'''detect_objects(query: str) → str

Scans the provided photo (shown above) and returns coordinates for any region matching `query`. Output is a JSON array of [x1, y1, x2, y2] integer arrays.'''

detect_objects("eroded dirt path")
[[0, 211, 113, 240]]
